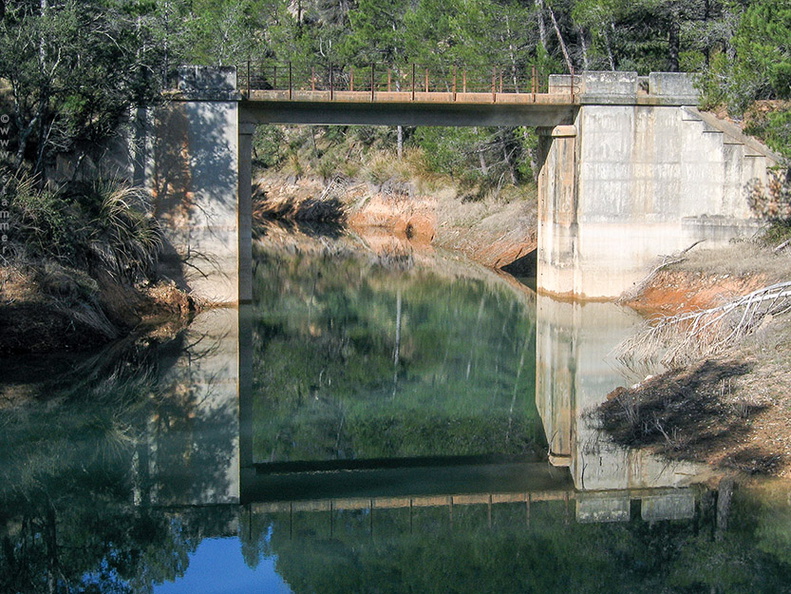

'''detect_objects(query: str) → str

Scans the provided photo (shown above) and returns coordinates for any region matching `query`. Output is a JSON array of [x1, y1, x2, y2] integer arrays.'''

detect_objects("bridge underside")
[[240, 100, 575, 127]]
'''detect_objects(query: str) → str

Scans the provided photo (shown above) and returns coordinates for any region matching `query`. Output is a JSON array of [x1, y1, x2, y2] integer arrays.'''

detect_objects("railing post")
[[411, 63, 416, 101], [499, 69, 503, 94], [532, 65, 537, 101], [452, 66, 457, 101], [492, 67, 496, 102], [424, 68, 429, 93], [329, 63, 334, 100], [387, 69, 392, 92], [288, 61, 293, 100], [371, 64, 375, 101], [463, 70, 467, 93], [311, 66, 316, 91], [570, 71, 575, 102], [246, 60, 251, 96], [350, 66, 354, 91]]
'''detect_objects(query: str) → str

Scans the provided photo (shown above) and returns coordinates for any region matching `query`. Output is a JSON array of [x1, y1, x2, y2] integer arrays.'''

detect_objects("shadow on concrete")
[[149, 100, 238, 294]]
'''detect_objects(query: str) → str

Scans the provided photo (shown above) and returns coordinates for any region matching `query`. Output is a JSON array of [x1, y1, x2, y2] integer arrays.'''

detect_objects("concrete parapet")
[[177, 65, 240, 101], [548, 74, 573, 94], [580, 71, 638, 96], [641, 491, 696, 521], [649, 72, 699, 103], [577, 492, 630, 523]]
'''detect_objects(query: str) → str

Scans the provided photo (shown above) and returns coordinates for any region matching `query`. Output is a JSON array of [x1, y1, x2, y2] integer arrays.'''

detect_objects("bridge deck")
[[246, 89, 577, 106], [240, 89, 578, 126]]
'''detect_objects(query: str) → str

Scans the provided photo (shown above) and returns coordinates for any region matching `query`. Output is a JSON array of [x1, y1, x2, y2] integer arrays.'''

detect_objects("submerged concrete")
[[534, 294, 702, 522]]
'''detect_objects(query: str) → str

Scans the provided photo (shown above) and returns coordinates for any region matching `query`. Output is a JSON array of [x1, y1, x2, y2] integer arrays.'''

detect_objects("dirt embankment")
[[0, 264, 196, 355], [254, 174, 538, 272], [603, 242, 791, 479]]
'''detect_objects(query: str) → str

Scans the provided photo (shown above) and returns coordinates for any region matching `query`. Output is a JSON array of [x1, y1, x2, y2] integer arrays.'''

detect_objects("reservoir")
[[1, 226, 790, 593]]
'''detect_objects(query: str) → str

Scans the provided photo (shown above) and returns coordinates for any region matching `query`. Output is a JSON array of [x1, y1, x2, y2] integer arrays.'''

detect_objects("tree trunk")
[[605, 24, 616, 71], [392, 288, 402, 397], [504, 141, 517, 184], [479, 150, 488, 175], [535, 0, 547, 50], [668, 20, 680, 72], [548, 6, 574, 74], [578, 26, 589, 70]]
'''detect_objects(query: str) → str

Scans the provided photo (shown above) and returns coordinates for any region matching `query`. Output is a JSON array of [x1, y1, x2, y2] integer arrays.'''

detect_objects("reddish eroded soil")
[[604, 243, 791, 479], [624, 270, 766, 316], [254, 174, 538, 271]]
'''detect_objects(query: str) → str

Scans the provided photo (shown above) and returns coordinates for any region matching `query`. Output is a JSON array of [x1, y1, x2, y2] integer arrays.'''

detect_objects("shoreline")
[[0, 262, 197, 355], [603, 243, 791, 480]]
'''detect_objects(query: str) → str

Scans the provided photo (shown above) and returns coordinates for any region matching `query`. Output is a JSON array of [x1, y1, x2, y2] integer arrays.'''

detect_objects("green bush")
[[745, 109, 791, 161], [9, 177, 161, 283]]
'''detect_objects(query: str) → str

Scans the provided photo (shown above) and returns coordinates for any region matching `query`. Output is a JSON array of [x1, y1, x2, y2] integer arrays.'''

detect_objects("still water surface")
[[1, 231, 790, 593]]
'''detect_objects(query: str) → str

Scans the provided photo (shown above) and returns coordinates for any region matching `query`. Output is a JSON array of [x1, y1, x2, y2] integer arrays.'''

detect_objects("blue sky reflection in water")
[[154, 538, 291, 594]]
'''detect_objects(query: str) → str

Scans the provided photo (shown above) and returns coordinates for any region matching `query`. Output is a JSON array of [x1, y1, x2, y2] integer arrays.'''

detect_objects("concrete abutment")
[[537, 72, 779, 299]]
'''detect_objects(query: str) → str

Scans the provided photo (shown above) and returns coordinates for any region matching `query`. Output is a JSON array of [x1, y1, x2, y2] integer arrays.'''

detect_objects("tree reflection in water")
[[0, 242, 790, 593], [0, 321, 238, 593]]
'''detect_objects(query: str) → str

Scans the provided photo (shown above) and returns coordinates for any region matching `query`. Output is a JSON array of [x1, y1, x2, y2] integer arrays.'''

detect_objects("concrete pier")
[[537, 72, 777, 299]]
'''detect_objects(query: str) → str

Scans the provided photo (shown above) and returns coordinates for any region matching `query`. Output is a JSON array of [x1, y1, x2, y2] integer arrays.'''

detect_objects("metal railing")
[[238, 61, 578, 102]]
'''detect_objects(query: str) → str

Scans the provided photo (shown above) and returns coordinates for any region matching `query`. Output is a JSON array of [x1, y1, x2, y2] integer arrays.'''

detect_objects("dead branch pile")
[[615, 281, 791, 368]]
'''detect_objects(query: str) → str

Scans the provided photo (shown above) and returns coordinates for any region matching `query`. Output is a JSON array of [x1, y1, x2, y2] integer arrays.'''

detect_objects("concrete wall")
[[130, 67, 241, 304], [143, 308, 241, 506], [538, 72, 776, 299]]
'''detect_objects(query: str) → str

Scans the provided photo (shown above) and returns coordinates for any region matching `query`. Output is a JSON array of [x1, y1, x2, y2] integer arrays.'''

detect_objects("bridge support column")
[[537, 125, 579, 298], [238, 123, 255, 304]]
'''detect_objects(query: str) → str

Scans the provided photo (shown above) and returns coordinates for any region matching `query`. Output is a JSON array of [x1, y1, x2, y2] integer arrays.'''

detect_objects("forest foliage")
[[0, 0, 789, 187], [251, 242, 542, 464]]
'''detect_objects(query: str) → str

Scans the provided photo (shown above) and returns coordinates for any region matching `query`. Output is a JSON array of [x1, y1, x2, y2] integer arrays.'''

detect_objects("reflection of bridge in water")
[[249, 486, 696, 527], [149, 296, 702, 525]]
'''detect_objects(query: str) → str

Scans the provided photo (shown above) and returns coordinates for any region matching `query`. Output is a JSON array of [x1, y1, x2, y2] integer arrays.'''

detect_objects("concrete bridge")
[[132, 66, 779, 303]]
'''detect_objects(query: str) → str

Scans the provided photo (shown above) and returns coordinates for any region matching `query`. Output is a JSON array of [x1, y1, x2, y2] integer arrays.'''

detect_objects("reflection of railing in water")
[[249, 486, 696, 527], [238, 60, 579, 102]]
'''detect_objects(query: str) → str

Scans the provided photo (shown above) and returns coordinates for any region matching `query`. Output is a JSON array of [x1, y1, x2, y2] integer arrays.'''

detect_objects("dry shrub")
[[617, 282, 791, 368], [747, 169, 791, 221]]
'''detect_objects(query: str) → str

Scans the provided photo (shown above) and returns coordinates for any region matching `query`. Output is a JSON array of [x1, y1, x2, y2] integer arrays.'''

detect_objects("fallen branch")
[[774, 238, 791, 253], [615, 281, 791, 367], [618, 241, 704, 304]]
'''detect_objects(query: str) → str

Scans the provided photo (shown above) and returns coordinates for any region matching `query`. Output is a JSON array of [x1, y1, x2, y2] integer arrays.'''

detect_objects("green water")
[[250, 240, 543, 466], [1, 233, 790, 593]]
